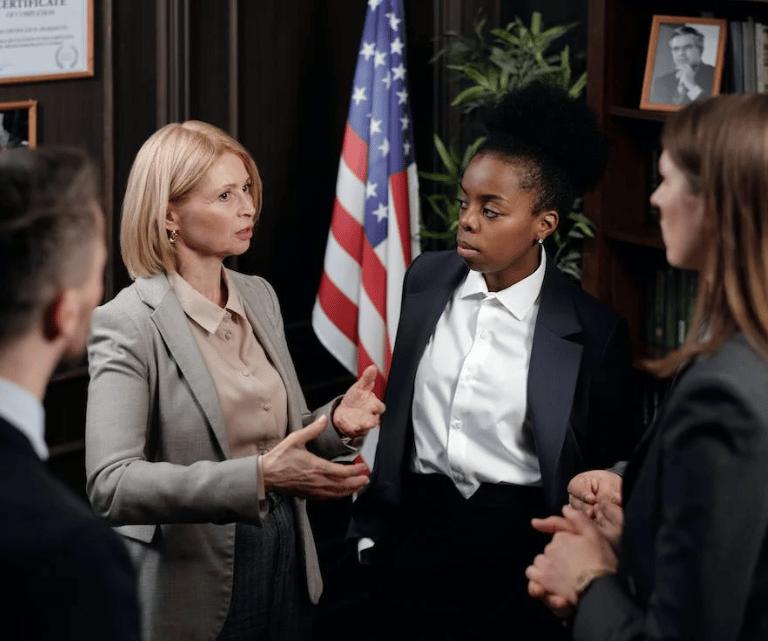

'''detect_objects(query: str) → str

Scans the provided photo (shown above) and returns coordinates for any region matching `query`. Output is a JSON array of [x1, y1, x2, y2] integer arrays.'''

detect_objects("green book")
[[665, 267, 680, 350]]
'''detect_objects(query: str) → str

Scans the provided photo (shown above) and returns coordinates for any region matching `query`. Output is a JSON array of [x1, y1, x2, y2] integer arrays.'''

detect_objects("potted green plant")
[[420, 11, 596, 281]]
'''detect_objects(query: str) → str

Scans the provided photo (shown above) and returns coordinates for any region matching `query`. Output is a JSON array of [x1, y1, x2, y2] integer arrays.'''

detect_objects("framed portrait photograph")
[[640, 15, 727, 111], [0, 100, 37, 150]]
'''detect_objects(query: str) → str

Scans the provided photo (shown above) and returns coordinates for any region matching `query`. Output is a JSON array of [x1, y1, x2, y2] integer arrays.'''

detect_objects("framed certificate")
[[0, 0, 93, 85]]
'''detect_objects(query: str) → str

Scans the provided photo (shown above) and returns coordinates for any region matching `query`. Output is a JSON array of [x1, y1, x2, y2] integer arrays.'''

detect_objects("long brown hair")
[[648, 94, 768, 377]]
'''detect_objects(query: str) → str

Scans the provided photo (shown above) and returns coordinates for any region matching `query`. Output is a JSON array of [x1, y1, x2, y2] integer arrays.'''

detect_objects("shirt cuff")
[[330, 397, 365, 450], [256, 455, 269, 521], [357, 537, 375, 564]]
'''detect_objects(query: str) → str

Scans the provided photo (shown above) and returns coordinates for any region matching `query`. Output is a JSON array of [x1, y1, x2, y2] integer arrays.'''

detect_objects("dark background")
[[0, 1, 585, 637]]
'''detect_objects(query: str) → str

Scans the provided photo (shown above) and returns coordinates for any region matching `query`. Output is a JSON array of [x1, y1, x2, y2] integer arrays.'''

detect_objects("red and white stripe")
[[312, 123, 419, 463]]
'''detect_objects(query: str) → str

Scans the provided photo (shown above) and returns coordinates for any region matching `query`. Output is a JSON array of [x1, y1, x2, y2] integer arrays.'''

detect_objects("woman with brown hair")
[[526, 93, 768, 641]]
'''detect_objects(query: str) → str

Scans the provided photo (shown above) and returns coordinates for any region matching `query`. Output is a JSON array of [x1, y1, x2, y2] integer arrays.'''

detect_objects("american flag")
[[312, 0, 419, 463]]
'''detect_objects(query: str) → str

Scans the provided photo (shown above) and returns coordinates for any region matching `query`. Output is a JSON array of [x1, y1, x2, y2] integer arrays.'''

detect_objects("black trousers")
[[369, 473, 569, 641]]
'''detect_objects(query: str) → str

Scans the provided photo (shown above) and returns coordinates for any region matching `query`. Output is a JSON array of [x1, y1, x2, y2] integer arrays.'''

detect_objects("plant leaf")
[[569, 72, 587, 97], [530, 11, 542, 35], [462, 136, 487, 166], [451, 85, 493, 107], [433, 134, 459, 176], [418, 171, 460, 186]]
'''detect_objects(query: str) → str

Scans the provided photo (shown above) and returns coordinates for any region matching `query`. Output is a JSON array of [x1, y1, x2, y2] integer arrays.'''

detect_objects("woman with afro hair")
[[351, 81, 638, 639]]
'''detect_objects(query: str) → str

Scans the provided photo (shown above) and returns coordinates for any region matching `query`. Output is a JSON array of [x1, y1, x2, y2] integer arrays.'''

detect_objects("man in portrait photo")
[[651, 25, 715, 105], [0, 110, 28, 151]]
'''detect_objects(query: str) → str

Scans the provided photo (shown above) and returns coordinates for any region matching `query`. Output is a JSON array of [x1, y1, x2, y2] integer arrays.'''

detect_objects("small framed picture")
[[0, 100, 37, 150], [640, 15, 727, 112]]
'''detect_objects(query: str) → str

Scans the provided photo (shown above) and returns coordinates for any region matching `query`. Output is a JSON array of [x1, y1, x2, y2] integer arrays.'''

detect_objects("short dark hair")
[[477, 81, 609, 216], [0, 147, 100, 345], [670, 26, 705, 52]]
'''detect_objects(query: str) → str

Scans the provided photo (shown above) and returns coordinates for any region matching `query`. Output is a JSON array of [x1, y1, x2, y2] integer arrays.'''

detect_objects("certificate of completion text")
[[0, 0, 92, 84]]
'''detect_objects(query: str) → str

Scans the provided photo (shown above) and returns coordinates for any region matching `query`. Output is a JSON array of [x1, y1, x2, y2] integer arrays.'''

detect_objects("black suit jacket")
[[352, 251, 636, 541], [575, 334, 768, 641], [651, 63, 716, 105], [0, 416, 141, 640]]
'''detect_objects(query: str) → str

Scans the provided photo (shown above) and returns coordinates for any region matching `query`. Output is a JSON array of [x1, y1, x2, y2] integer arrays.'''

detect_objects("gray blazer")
[[85, 270, 352, 641]]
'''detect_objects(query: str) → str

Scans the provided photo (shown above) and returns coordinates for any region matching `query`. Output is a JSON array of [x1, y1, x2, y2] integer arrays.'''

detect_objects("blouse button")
[[242, 370, 251, 377], [223, 330, 232, 340], [262, 402, 272, 411]]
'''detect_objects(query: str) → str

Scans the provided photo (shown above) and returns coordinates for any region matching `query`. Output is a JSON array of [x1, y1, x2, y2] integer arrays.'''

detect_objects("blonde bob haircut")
[[120, 120, 263, 278]]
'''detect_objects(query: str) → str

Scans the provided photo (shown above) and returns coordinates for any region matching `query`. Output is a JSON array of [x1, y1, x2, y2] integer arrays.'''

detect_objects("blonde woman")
[[86, 121, 384, 641]]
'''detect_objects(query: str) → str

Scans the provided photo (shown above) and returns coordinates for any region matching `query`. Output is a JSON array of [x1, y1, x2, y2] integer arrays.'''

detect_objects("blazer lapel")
[[231, 274, 305, 434], [371, 255, 466, 498], [136, 275, 231, 459], [392, 255, 469, 398], [527, 262, 584, 509], [622, 358, 694, 500]]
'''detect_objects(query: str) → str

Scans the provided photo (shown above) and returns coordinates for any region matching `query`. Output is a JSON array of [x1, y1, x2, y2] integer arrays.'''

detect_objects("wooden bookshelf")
[[583, 0, 768, 366]]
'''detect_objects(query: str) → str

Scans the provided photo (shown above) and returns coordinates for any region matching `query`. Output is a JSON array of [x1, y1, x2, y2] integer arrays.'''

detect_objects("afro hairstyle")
[[477, 81, 609, 215]]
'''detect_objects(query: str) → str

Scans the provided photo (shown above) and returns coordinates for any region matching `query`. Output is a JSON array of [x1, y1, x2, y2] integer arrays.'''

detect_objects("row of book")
[[647, 145, 662, 226], [728, 18, 768, 94], [644, 267, 698, 350]]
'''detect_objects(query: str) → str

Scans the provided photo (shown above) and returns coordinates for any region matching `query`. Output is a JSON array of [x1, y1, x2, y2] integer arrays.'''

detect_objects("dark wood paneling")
[[0, 0, 112, 494], [187, 2, 232, 130], [112, 0, 161, 293], [234, 0, 368, 399], [2, 0, 589, 507]]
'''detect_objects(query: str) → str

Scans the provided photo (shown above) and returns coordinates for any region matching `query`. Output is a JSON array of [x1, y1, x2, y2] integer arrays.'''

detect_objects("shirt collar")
[[460, 249, 547, 321], [0, 377, 47, 459], [168, 269, 246, 334]]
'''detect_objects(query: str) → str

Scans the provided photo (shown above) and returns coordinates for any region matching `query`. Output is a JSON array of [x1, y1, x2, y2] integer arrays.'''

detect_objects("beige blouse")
[[167, 270, 289, 462]]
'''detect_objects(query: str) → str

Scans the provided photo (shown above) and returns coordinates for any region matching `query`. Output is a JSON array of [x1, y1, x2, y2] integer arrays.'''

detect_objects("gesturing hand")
[[527, 514, 579, 621], [261, 416, 370, 499], [567, 470, 624, 548], [333, 365, 386, 438], [675, 63, 700, 93]]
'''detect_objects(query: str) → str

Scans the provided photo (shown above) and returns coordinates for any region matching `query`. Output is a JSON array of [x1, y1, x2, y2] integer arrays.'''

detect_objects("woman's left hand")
[[333, 365, 386, 438], [526, 505, 618, 607]]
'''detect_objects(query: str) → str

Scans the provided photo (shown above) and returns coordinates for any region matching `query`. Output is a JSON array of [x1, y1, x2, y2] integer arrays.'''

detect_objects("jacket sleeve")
[[574, 371, 768, 641], [240, 275, 354, 460], [85, 301, 266, 526]]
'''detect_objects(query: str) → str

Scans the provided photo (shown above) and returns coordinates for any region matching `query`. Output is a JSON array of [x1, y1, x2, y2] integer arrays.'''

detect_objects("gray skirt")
[[216, 495, 310, 641]]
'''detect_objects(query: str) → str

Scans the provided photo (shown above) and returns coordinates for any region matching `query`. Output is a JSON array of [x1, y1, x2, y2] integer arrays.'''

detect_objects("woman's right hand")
[[261, 416, 370, 499]]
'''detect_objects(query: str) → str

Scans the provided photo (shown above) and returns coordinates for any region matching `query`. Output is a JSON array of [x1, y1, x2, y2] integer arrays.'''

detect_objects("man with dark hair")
[[651, 25, 716, 105], [0, 147, 141, 640]]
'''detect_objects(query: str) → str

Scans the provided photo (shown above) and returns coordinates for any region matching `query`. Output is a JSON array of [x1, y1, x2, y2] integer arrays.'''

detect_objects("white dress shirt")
[[0, 376, 47, 459], [411, 251, 547, 498]]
